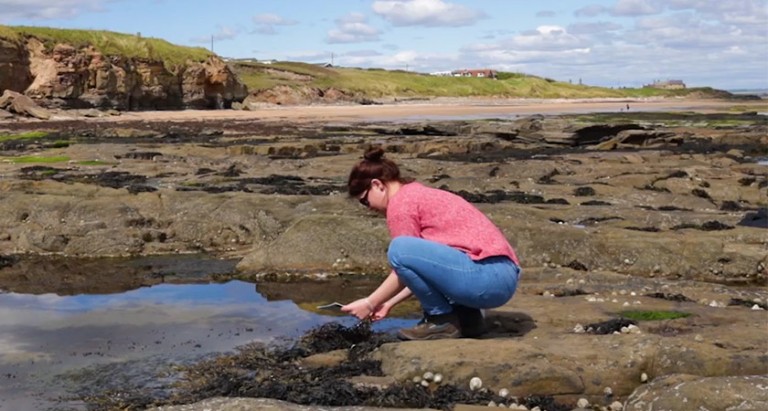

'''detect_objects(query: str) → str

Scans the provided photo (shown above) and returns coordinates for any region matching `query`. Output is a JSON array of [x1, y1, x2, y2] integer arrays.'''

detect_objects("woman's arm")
[[342, 270, 404, 320], [370, 286, 413, 320]]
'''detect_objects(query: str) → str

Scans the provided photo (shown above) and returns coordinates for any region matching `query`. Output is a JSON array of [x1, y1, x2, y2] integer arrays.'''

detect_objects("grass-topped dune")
[[0, 25, 213, 69], [231, 59, 741, 100]]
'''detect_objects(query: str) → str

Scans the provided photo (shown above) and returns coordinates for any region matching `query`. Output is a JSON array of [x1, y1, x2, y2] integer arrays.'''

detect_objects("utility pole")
[[211, 35, 214, 53], [331, 52, 334, 65]]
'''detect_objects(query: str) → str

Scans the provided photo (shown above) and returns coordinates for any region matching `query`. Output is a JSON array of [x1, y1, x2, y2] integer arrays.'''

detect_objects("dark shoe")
[[452, 304, 486, 338], [397, 313, 461, 340]]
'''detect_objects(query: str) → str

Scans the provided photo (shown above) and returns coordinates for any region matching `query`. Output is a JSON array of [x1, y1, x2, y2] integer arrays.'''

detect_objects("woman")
[[341, 147, 521, 340]]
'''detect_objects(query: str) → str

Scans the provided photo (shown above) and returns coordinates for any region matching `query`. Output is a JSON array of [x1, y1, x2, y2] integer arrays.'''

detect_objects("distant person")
[[626, 103, 630, 111], [341, 147, 521, 340]]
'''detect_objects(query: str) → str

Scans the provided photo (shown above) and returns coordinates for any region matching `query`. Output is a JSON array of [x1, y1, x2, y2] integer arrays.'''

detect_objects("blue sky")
[[2, 0, 767, 90]]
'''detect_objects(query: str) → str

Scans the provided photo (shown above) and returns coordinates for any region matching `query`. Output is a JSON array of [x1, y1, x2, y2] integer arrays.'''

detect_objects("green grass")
[[231, 60, 734, 100], [0, 131, 50, 142], [0, 25, 212, 69], [620, 310, 691, 321], [7, 155, 70, 164]]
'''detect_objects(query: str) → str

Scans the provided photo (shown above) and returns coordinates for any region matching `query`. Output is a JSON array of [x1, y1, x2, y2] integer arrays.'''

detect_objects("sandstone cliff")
[[0, 36, 247, 110]]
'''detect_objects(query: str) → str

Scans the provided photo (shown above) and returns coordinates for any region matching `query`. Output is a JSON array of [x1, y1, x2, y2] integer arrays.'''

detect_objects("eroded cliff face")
[[0, 38, 31, 92], [0, 37, 247, 110]]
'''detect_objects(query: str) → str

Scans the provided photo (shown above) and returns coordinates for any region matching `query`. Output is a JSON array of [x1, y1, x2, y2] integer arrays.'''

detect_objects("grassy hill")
[[0, 25, 213, 69], [230, 60, 736, 100]]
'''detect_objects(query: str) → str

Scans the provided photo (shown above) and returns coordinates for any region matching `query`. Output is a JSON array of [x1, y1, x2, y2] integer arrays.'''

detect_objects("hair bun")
[[363, 147, 385, 162]]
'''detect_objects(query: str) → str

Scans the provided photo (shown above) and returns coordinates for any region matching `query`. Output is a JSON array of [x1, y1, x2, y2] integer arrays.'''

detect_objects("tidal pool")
[[0, 256, 413, 411]]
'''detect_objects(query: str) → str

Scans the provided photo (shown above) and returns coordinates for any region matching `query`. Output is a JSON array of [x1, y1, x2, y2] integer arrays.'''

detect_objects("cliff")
[[0, 31, 248, 110]]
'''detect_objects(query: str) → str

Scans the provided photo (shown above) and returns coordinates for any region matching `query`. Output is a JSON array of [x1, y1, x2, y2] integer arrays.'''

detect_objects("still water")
[[0, 257, 413, 410]]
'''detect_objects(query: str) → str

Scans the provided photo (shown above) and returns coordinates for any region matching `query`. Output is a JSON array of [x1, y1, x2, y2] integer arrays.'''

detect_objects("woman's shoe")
[[397, 313, 461, 340]]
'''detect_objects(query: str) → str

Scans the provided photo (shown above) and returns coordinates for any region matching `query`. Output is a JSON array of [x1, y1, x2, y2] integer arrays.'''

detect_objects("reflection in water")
[[0, 280, 411, 411]]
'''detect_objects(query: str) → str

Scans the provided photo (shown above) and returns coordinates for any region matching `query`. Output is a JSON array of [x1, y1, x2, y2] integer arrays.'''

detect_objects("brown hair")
[[347, 147, 410, 196]]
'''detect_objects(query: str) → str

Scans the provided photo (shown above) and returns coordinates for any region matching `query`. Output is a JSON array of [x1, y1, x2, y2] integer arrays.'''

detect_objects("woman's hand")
[[371, 302, 392, 321], [341, 298, 375, 320]]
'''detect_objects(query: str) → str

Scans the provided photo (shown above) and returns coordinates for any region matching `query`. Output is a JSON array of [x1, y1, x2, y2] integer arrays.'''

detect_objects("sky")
[[1, 0, 767, 90]]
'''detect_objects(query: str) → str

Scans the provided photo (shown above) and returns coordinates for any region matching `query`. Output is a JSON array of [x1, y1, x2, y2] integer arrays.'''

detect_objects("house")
[[644, 79, 686, 89], [451, 69, 498, 79]]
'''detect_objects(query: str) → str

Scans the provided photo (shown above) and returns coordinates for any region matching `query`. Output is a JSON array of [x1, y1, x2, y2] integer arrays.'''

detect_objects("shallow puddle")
[[0, 256, 414, 411]]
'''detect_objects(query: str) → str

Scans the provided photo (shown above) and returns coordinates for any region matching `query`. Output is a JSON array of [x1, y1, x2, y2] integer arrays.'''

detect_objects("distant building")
[[645, 79, 686, 89], [451, 69, 498, 79], [429, 70, 454, 77]]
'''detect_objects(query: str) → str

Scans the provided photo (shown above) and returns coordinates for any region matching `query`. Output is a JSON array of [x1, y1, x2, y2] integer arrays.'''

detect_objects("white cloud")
[[567, 21, 623, 36], [372, 0, 485, 27], [326, 12, 381, 44], [501, 25, 590, 51], [668, 0, 768, 26], [631, 13, 766, 50], [252, 13, 297, 26], [611, 0, 662, 16], [338, 48, 459, 71], [251, 13, 297, 35], [0, 0, 113, 21], [575, 5, 608, 17], [191, 25, 239, 44]]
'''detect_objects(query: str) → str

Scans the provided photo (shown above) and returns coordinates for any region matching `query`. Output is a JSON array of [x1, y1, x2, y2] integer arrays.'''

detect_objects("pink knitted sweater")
[[386, 182, 520, 266]]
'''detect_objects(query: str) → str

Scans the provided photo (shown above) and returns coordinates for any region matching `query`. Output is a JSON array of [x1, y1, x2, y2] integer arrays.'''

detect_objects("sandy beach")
[[83, 98, 763, 124]]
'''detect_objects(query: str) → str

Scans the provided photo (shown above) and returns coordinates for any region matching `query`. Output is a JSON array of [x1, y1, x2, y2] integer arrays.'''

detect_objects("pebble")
[[576, 398, 589, 408], [604, 386, 613, 396], [609, 401, 624, 411], [573, 324, 585, 333], [420, 380, 430, 387], [641, 372, 648, 382], [470, 376, 483, 391], [752, 304, 763, 310], [422, 371, 434, 381], [709, 300, 725, 308], [498, 388, 509, 398], [433, 373, 443, 384]]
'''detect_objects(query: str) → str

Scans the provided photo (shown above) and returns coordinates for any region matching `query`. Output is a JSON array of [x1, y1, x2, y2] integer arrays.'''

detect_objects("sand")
[[88, 98, 762, 124]]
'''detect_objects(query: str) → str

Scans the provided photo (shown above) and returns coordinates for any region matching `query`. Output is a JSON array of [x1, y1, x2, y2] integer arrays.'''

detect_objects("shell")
[[469, 376, 483, 391]]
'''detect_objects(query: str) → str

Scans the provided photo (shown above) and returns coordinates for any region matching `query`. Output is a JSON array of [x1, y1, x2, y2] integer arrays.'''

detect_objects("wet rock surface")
[[0, 109, 766, 410]]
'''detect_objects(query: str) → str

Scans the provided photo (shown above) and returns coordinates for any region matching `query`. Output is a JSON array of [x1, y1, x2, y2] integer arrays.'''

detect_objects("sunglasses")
[[359, 189, 370, 207]]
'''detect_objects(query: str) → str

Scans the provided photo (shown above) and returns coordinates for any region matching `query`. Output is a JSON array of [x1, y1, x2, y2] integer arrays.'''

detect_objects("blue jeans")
[[387, 236, 520, 316]]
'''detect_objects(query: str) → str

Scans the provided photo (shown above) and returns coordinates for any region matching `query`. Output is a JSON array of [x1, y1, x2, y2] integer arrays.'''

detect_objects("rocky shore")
[[0, 102, 766, 410]]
